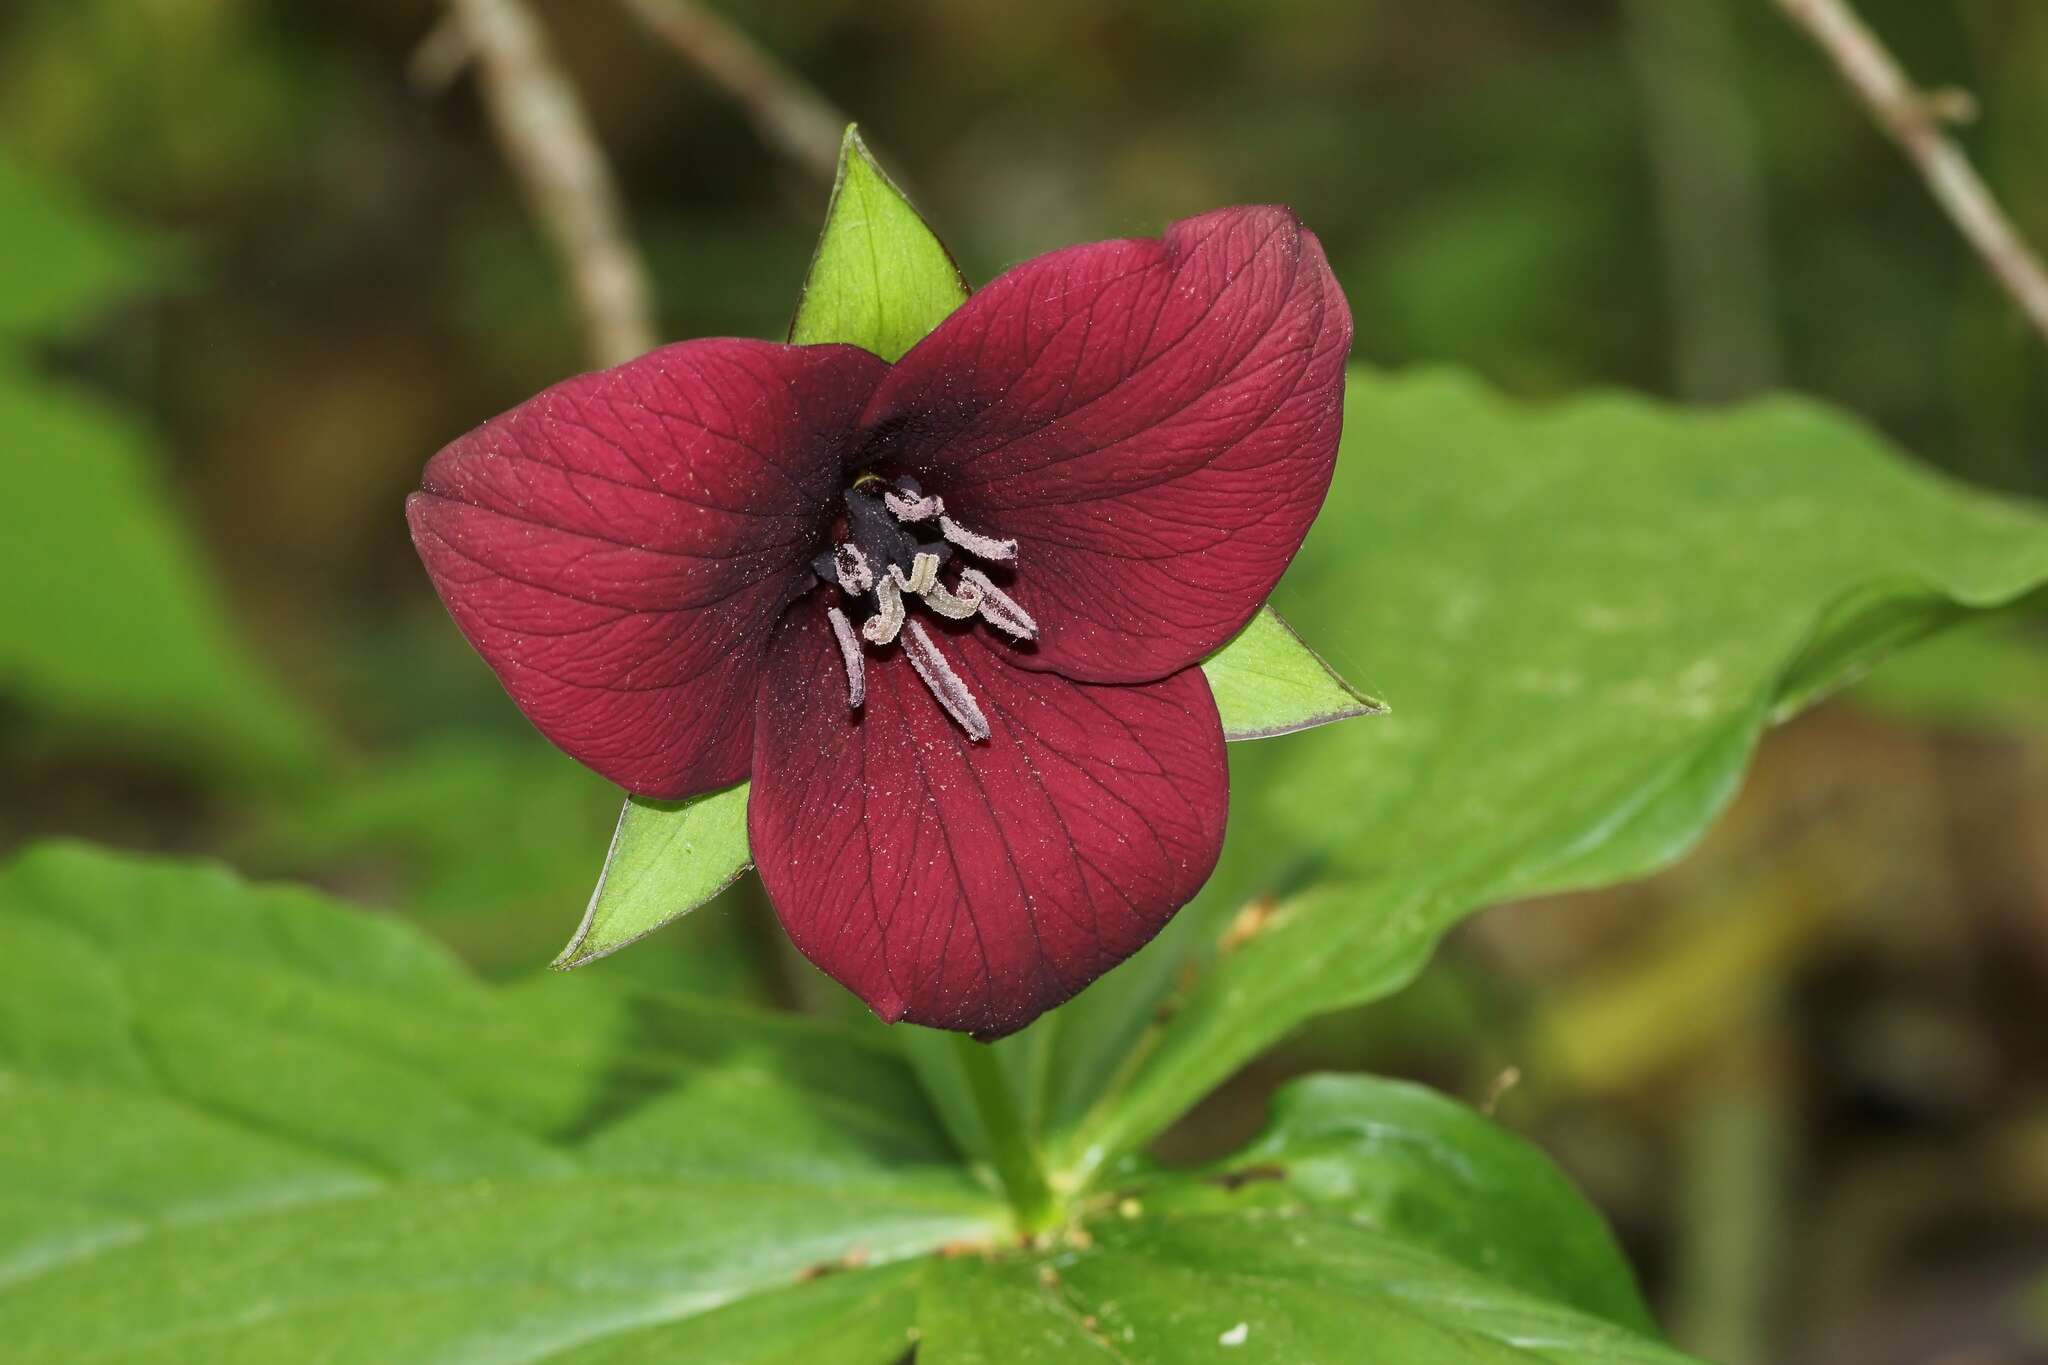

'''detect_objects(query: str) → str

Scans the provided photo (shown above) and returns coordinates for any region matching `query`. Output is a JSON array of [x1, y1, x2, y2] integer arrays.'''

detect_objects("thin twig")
[[617, 0, 847, 182], [1775, 0, 2048, 348], [447, 0, 658, 367], [409, 13, 476, 94]]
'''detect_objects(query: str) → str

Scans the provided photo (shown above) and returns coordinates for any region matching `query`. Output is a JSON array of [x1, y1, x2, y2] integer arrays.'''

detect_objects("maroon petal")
[[749, 609, 1228, 1036], [856, 205, 1352, 684], [407, 339, 888, 798]]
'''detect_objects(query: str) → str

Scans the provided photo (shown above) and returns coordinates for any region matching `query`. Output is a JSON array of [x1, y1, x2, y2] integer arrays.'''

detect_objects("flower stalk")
[[951, 1033, 1060, 1236]]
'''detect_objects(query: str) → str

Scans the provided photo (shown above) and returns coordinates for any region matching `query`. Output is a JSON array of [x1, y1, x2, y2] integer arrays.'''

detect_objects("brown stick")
[[409, 13, 475, 95], [618, 0, 847, 182], [1775, 0, 2048, 348], [447, 0, 657, 367]]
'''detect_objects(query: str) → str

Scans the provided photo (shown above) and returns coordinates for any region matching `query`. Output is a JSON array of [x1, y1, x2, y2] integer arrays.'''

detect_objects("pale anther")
[[884, 488, 943, 522], [825, 481, 1033, 734], [826, 606, 866, 708], [939, 514, 1016, 563], [888, 550, 940, 596], [833, 543, 874, 596], [958, 567, 1038, 641], [918, 574, 985, 620], [902, 620, 991, 742], [861, 576, 906, 645]]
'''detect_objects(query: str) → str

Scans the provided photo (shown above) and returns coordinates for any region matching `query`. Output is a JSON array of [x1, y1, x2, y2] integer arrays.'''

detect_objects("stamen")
[[939, 514, 1016, 563], [884, 488, 943, 522], [888, 550, 940, 596], [861, 576, 906, 645], [832, 476, 1033, 734], [833, 543, 874, 596], [826, 606, 865, 708], [958, 568, 1038, 641], [918, 574, 985, 620], [902, 620, 990, 742]]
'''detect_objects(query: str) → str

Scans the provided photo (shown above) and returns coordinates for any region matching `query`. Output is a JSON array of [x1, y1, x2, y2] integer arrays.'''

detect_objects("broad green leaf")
[[0, 370, 326, 784], [919, 1215, 1693, 1365], [0, 151, 165, 344], [0, 160, 318, 784], [1205, 606, 1385, 740], [0, 842, 1003, 1363], [555, 784, 753, 969], [0, 851, 1693, 1361], [917, 1075, 1689, 1363], [1047, 367, 2048, 1177], [1159, 1075, 1655, 1333], [539, 1263, 926, 1364], [787, 125, 969, 361]]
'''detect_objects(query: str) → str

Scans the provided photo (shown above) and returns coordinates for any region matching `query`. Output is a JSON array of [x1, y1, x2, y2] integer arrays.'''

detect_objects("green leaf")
[[539, 1263, 927, 1364], [1, 849, 1694, 1360], [1047, 367, 2048, 1177], [1203, 606, 1384, 740], [919, 1215, 1693, 1364], [0, 842, 1002, 1363], [0, 151, 166, 344], [918, 1076, 1690, 1363], [0, 158, 318, 784], [0, 369, 326, 784], [1170, 1075, 1656, 1333], [554, 783, 754, 969], [787, 125, 969, 362]]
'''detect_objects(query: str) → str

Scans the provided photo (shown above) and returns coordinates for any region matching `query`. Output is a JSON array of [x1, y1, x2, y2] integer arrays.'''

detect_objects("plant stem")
[[446, 0, 657, 367], [617, 0, 848, 182], [1775, 0, 2048, 349], [951, 1033, 1060, 1236]]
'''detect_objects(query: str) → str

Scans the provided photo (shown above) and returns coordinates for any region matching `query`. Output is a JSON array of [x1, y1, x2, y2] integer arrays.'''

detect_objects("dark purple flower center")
[[809, 474, 1037, 740]]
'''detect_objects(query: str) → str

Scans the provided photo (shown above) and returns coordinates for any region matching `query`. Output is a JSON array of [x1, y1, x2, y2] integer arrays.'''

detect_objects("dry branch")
[[1776, 0, 2048, 348], [447, 0, 658, 366], [619, 0, 847, 182]]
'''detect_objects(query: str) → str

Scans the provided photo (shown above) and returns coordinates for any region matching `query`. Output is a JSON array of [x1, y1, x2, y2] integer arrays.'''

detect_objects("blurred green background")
[[2, 2, 2046, 1362]]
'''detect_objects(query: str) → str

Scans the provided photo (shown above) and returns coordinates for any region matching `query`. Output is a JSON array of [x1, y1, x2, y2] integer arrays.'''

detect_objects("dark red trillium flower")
[[407, 205, 1351, 1037]]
